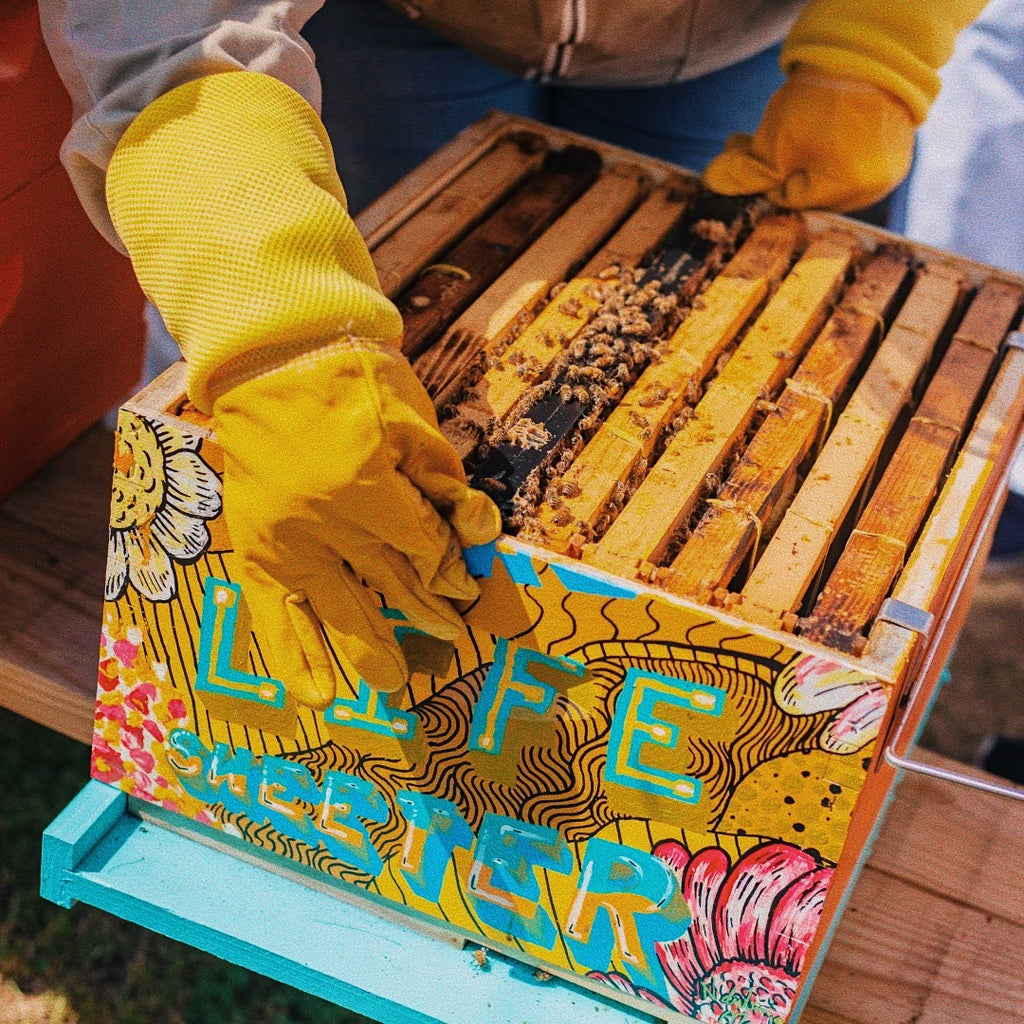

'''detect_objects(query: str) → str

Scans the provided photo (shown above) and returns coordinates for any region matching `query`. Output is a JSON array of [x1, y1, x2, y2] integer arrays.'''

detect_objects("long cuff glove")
[[106, 71, 500, 705], [704, 0, 988, 211]]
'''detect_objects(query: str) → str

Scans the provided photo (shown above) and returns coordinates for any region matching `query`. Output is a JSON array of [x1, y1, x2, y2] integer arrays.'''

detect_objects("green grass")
[[0, 709, 376, 1024]]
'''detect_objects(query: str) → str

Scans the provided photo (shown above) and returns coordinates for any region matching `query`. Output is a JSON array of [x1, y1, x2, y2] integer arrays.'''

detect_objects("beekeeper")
[[38, 0, 986, 704]]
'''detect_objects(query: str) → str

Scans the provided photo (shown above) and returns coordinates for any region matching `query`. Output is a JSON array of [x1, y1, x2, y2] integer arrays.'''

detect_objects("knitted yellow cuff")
[[106, 71, 403, 412], [781, 0, 988, 124]]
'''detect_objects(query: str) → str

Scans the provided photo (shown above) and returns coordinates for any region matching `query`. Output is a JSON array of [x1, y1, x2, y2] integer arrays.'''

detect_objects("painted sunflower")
[[106, 411, 221, 601]]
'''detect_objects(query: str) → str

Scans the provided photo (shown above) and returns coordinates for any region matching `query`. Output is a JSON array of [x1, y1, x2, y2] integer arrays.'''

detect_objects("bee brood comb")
[[467, 192, 764, 527]]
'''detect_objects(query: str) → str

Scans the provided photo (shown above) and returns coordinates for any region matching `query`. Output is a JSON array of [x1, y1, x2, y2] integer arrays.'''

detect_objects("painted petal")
[[151, 504, 210, 561], [776, 656, 876, 715], [105, 530, 129, 600], [164, 449, 221, 518], [714, 843, 817, 963], [125, 532, 176, 601], [152, 419, 188, 455], [681, 846, 730, 974], [821, 685, 887, 754], [588, 971, 640, 997], [767, 866, 833, 974], [587, 972, 672, 1009], [653, 839, 691, 875], [650, 840, 700, 1007], [657, 939, 701, 1013]]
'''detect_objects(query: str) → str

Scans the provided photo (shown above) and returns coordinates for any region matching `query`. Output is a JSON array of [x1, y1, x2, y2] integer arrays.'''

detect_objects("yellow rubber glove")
[[704, 0, 988, 211], [106, 71, 500, 704]]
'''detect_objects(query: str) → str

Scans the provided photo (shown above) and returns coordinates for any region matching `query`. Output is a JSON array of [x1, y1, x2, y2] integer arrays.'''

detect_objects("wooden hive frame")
[[116, 112, 1024, 1023], [341, 112, 1022, 682]]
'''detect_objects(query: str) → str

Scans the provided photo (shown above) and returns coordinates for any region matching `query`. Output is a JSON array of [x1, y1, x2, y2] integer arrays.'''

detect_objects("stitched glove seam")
[[209, 333, 403, 406]]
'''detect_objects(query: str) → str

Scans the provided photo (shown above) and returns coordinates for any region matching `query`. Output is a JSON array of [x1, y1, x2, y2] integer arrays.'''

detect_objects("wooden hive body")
[[94, 114, 1024, 1023]]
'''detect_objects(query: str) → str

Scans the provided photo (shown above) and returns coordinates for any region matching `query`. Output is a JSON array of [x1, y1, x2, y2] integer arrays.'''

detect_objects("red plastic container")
[[1, 0, 145, 500]]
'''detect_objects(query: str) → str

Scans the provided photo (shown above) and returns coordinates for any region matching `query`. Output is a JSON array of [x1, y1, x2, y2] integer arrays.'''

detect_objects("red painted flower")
[[91, 735, 125, 785], [591, 840, 832, 1024]]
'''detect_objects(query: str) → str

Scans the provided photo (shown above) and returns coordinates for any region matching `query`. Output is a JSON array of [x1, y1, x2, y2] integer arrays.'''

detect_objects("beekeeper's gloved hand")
[[106, 71, 500, 706], [704, 0, 988, 211]]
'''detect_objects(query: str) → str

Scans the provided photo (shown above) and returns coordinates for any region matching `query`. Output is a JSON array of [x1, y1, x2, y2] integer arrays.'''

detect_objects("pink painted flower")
[[591, 840, 832, 1024], [775, 655, 889, 755], [91, 735, 125, 785], [93, 617, 203, 818]]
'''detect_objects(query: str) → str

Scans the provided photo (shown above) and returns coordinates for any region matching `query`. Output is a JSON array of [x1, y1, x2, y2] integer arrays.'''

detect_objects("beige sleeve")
[[37, 0, 325, 249]]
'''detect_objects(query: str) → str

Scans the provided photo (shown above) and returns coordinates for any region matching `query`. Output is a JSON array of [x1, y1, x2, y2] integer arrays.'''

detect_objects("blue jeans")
[[304, 0, 785, 213]]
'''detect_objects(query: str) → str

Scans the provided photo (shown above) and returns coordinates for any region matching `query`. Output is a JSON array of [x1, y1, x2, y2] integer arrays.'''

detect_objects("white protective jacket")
[[39, 0, 802, 246]]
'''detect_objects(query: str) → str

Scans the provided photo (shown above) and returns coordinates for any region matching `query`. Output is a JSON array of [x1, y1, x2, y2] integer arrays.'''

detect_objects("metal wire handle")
[[884, 336, 1024, 801]]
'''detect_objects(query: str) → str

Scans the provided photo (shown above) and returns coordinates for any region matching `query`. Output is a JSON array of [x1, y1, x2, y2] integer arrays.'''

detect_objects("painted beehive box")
[[93, 115, 1024, 1023]]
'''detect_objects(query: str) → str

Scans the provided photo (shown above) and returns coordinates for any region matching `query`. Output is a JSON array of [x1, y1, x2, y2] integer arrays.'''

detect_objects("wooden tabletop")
[[1, 426, 1021, 1024]]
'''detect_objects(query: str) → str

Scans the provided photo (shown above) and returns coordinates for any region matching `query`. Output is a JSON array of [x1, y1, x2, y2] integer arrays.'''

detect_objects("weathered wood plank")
[[371, 131, 548, 298], [398, 146, 602, 359], [665, 249, 911, 603], [0, 662, 94, 744], [868, 752, 1024, 926], [520, 213, 806, 555], [589, 228, 860, 581], [0, 427, 111, 742], [358, 112, 530, 246], [737, 264, 968, 631], [806, 865, 1024, 1024], [413, 165, 668, 405], [866, 344, 1024, 675], [801, 279, 1022, 652]]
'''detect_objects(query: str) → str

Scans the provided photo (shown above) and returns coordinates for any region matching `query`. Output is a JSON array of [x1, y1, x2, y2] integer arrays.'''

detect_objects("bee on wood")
[[670, 408, 695, 431], [555, 450, 576, 476], [638, 387, 665, 408], [479, 475, 508, 496], [591, 313, 620, 334]]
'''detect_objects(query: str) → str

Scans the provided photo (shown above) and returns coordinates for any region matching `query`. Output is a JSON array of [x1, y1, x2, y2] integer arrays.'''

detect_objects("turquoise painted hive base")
[[42, 780, 667, 1024]]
